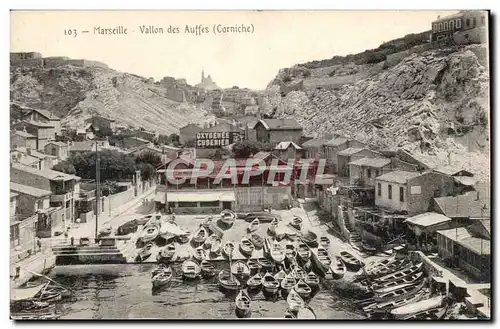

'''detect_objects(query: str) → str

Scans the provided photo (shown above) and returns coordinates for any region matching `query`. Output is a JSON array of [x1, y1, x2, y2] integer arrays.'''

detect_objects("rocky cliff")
[[10, 64, 209, 134], [266, 44, 490, 181]]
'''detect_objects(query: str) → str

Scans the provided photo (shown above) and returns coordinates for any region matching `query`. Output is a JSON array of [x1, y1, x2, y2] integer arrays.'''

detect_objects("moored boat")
[[330, 256, 346, 279], [247, 259, 261, 274], [286, 288, 305, 313], [291, 216, 303, 230], [302, 230, 318, 247], [157, 243, 176, 263], [292, 266, 307, 281], [312, 247, 332, 275], [285, 227, 298, 241], [220, 210, 236, 226], [151, 263, 168, 277], [364, 256, 396, 273], [211, 237, 222, 256], [151, 267, 172, 288], [304, 271, 320, 290], [319, 236, 330, 248], [239, 238, 255, 257], [247, 272, 263, 292], [285, 244, 297, 261], [374, 279, 427, 303], [262, 272, 280, 295], [249, 233, 265, 249], [223, 241, 236, 258], [235, 290, 252, 318], [182, 260, 201, 280], [138, 243, 154, 261], [364, 257, 410, 278], [218, 270, 240, 292], [363, 290, 428, 316], [200, 260, 217, 278], [177, 231, 190, 244], [258, 258, 275, 272], [231, 260, 251, 281], [274, 269, 287, 284], [297, 243, 311, 263], [142, 225, 159, 242], [275, 226, 286, 241], [373, 262, 423, 283], [297, 306, 316, 319], [294, 279, 312, 300], [339, 251, 363, 271], [247, 218, 260, 233], [265, 238, 285, 264], [204, 234, 218, 249], [193, 247, 206, 262], [280, 274, 296, 298], [369, 272, 424, 292], [192, 226, 209, 245], [389, 295, 444, 319]]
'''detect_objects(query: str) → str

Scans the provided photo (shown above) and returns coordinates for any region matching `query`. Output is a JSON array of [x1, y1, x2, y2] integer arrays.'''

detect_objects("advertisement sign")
[[196, 131, 245, 148]]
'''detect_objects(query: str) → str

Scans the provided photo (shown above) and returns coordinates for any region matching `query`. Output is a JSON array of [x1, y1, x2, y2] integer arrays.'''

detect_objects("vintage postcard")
[[9, 10, 491, 320]]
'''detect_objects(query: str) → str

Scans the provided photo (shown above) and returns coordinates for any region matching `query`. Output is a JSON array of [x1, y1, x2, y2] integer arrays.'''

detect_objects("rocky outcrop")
[[267, 44, 490, 181], [10, 64, 209, 135]]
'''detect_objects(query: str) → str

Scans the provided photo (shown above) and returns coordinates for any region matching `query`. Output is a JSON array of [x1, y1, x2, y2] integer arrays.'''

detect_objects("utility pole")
[[95, 141, 100, 240]]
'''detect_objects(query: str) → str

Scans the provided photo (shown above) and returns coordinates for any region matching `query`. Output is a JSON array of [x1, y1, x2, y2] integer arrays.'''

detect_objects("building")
[[10, 162, 81, 226], [44, 141, 69, 161], [374, 170, 458, 216], [134, 128, 157, 142], [324, 138, 366, 173], [12, 121, 55, 150], [10, 52, 42, 60], [10, 214, 38, 255], [179, 123, 203, 145], [348, 157, 393, 186], [10, 182, 51, 219], [14, 147, 58, 170], [21, 108, 61, 136], [11, 129, 37, 150], [195, 69, 221, 91], [432, 190, 490, 220], [85, 115, 116, 133], [404, 212, 454, 246], [431, 10, 487, 42], [301, 138, 328, 159], [10, 149, 41, 169], [252, 119, 303, 145], [122, 136, 151, 149], [76, 123, 97, 141], [337, 148, 383, 177], [273, 141, 303, 160]]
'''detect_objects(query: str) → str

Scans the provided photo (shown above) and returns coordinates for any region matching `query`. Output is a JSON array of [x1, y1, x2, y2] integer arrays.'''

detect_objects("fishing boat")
[[302, 230, 318, 247], [204, 234, 218, 249], [280, 274, 296, 298], [284, 309, 297, 319], [249, 233, 265, 249], [181, 260, 201, 280], [401, 306, 447, 320], [265, 238, 285, 264], [319, 236, 331, 248], [247, 272, 263, 292], [285, 227, 298, 241], [200, 260, 217, 278], [373, 262, 423, 283], [136, 215, 152, 226], [138, 243, 154, 261], [297, 243, 312, 263], [363, 257, 411, 279], [192, 226, 209, 245], [218, 270, 240, 291], [239, 237, 255, 257], [364, 256, 396, 274], [157, 243, 176, 263], [274, 269, 287, 284], [312, 247, 332, 274], [374, 279, 427, 303], [223, 241, 236, 258], [142, 225, 159, 242], [177, 231, 190, 244], [364, 290, 428, 316], [294, 279, 312, 300], [268, 218, 279, 235], [275, 226, 287, 241], [247, 259, 261, 274], [220, 210, 236, 226], [286, 289, 305, 313], [292, 266, 307, 281], [235, 290, 252, 318], [304, 271, 320, 290], [362, 241, 377, 253], [285, 244, 297, 261], [210, 237, 222, 256], [98, 225, 112, 237], [151, 267, 172, 288], [369, 272, 424, 292], [389, 295, 444, 319], [231, 260, 251, 281], [330, 256, 346, 279], [258, 258, 275, 272], [193, 247, 206, 262], [247, 218, 260, 233], [291, 216, 303, 230], [262, 272, 280, 295], [297, 306, 316, 319], [339, 251, 363, 271], [151, 263, 168, 277]]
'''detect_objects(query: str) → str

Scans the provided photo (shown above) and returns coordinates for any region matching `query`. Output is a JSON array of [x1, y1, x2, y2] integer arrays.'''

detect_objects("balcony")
[[78, 190, 96, 201], [50, 192, 73, 203]]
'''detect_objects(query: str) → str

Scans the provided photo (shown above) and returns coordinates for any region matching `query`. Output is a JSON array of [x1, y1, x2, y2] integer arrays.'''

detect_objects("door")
[[222, 201, 232, 210]]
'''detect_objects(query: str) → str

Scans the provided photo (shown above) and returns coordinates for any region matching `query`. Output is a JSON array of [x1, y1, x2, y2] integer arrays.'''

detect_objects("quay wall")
[[95, 188, 136, 215], [10, 251, 56, 288]]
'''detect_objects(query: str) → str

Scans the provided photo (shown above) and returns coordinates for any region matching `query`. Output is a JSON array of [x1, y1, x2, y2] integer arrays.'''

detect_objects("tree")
[[137, 162, 155, 181], [232, 141, 261, 158], [52, 161, 76, 175], [69, 150, 137, 181], [135, 151, 163, 168], [95, 126, 113, 138]]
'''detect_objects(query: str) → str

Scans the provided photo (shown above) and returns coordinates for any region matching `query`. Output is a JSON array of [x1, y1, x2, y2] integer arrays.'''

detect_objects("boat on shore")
[[364, 256, 396, 273], [223, 241, 236, 258], [218, 270, 241, 292], [389, 295, 444, 319], [247, 272, 263, 292], [369, 272, 424, 292], [235, 290, 252, 318], [262, 272, 280, 295], [265, 238, 285, 264], [302, 230, 318, 247], [177, 231, 190, 244], [249, 233, 264, 249], [151, 263, 168, 277], [362, 241, 377, 253], [312, 247, 332, 275], [267, 218, 279, 236], [200, 260, 217, 278], [339, 251, 363, 271], [231, 260, 251, 281], [157, 243, 176, 263], [319, 236, 330, 248], [373, 262, 423, 283], [202, 216, 214, 227], [182, 260, 201, 280], [258, 258, 275, 272], [285, 227, 298, 241], [220, 210, 236, 227], [247, 218, 260, 233], [292, 266, 307, 281], [297, 306, 316, 319], [291, 216, 303, 230], [297, 243, 311, 263], [138, 243, 154, 261], [286, 289, 304, 313], [247, 259, 261, 274], [239, 238, 255, 257], [374, 279, 427, 303], [210, 237, 222, 256], [274, 270, 287, 284], [193, 247, 206, 262], [304, 271, 320, 291], [400, 306, 447, 320], [151, 267, 172, 288], [192, 226, 209, 245], [364, 290, 428, 316], [141, 225, 159, 242], [294, 279, 312, 300], [204, 234, 218, 249], [280, 274, 296, 298], [285, 244, 297, 262], [330, 257, 346, 279], [275, 226, 286, 241]]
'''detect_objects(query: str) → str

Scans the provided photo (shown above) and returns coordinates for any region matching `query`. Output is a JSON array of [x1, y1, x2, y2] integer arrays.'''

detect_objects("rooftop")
[[25, 108, 60, 120], [11, 162, 79, 181], [302, 138, 328, 148], [274, 141, 302, 150], [70, 141, 95, 152], [45, 141, 69, 148], [434, 165, 474, 177], [349, 157, 391, 168], [404, 212, 452, 228], [376, 170, 422, 184], [16, 120, 55, 128], [10, 192, 18, 198], [437, 227, 490, 255], [254, 119, 303, 131], [13, 130, 36, 138], [434, 193, 490, 218], [10, 182, 52, 198], [324, 137, 349, 147]]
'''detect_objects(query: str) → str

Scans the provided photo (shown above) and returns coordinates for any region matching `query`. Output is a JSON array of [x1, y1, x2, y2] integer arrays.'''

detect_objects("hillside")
[[266, 43, 490, 181], [10, 64, 209, 135]]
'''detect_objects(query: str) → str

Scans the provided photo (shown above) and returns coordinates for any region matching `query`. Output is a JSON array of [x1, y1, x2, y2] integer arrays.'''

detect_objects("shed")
[[404, 212, 453, 236]]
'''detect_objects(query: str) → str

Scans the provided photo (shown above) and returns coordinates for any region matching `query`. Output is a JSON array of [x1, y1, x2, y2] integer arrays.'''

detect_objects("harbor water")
[[41, 264, 365, 320]]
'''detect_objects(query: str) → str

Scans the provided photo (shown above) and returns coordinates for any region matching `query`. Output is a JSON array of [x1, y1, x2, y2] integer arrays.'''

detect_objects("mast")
[[95, 141, 100, 240]]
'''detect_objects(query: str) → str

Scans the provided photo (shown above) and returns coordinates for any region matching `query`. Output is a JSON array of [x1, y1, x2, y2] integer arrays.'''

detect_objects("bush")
[[282, 76, 292, 83], [52, 161, 76, 175], [302, 70, 311, 77]]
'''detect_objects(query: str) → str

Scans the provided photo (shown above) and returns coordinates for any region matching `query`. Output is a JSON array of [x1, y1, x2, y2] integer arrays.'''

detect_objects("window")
[[399, 187, 404, 202], [481, 16, 485, 25], [466, 18, 470, 27], [456, 19, 462, 29], [438, 23, 443, 32], [472, 18, 476, 27], [51, 148, 56, 156], [367, 169, 371, 179], [375, 170, 379, 177], [444, 22, 448, 31], [177, 202, 198, 208], [377, 183, 381, 196], [388, 184, 392, 199], [450, 20, 455, 30], [200, 201, 219, 208]]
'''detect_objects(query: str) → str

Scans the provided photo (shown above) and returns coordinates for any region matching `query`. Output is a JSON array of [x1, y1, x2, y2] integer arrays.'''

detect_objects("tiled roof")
[[16, 120, 54, 128], [434, 193, 490, 218], [10, 182, 51, 198], [349, 157, 391, 168], [375, 170, 422, 184], [33, 109, 60, 120], [255, 119, 302, 130], [438, 227, 490, 255], [274, 141, 302, 150], [45, 141, 68, 148], [453, 176, 478, 186], [324, 137, 348, 147], [11, 162, 78, 181], [337, 147, 364, 156], [404, 212, 452, 228], [13, 130, 36, 138], [301, 138, 328, 148], [70, 141, 95, 152], [434, 165, 474, 177]]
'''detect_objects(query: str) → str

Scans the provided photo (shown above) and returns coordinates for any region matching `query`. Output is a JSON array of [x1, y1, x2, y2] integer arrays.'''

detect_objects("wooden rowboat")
[[192, 226, 209, 245], [265, 238, 285, 264], [302, 230, 318, 247], [220, 210, 236, 226], [142, 225, 159, 242], [370, 272, 424, 292], [339, 251, 363, 271], [231, 260, 251, 281], [138, 243, 154, 261], [223, 241, 236, 258], [258, 258, 275, 272], [295, 279, 312, 300], [247, 259, 261, 274], [285, 244, 297, 261], [247, 218, 260, 233], [280, 274, 296, 298], [374, 279, 427, 303], [182, 260, 201, 280], [285, 227, 298, 241], [297, 243, 311, 263], [204, 234, 218, 249], [364, 256, 396, 273], [275, 226, 287, 241], [235, 290, 252, 318], [200, 260, 217, 278], [401, 306, 447, 320], [151, 263, 168, 277], [157, 243, 176, 263], [210, 237, 222, 256], [304, 271, 320, 290], [267, 218, 279, 235], [218, 270, 240, 291], [312, 247, 332, 275], [373, 262, 423, 283], [291, 216, 303, 230], [364, 258, 410, 278], [319, 236, 330, 248], [177, 231, 190, 244], [389, 295, 444, 319], [239, 238, 255, 257], [262, 272, 280, 295], [193, 247, 206, 262], [286, 288, 305, 313], [151, 267, 172, 288], [330, 256, 346, 280], [292, 266, 307, 281], [247, 272, 263, 291], [297, 306, 316, 319], [274, 270, 287, 284], [249, 233, 265, 249]]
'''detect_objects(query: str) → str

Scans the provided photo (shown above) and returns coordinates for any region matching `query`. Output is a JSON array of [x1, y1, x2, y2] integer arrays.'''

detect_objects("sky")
[[10, 10, 458, 90]]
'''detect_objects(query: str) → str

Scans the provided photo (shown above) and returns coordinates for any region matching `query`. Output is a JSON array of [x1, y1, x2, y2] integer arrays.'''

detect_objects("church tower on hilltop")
[[201, 68, 205, 83]]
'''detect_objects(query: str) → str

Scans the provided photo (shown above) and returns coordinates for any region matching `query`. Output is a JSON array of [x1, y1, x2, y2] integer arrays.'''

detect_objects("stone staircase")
[[52, 245, 127, 265]]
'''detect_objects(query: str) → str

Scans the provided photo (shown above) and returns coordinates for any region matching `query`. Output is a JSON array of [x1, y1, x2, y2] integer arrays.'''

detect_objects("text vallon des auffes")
[[90, 24, 255, 36]]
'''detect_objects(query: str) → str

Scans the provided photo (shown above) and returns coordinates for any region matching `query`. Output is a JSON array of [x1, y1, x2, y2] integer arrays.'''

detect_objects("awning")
[[166, 191, 236, 203], [11, 284, 45, 301]]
